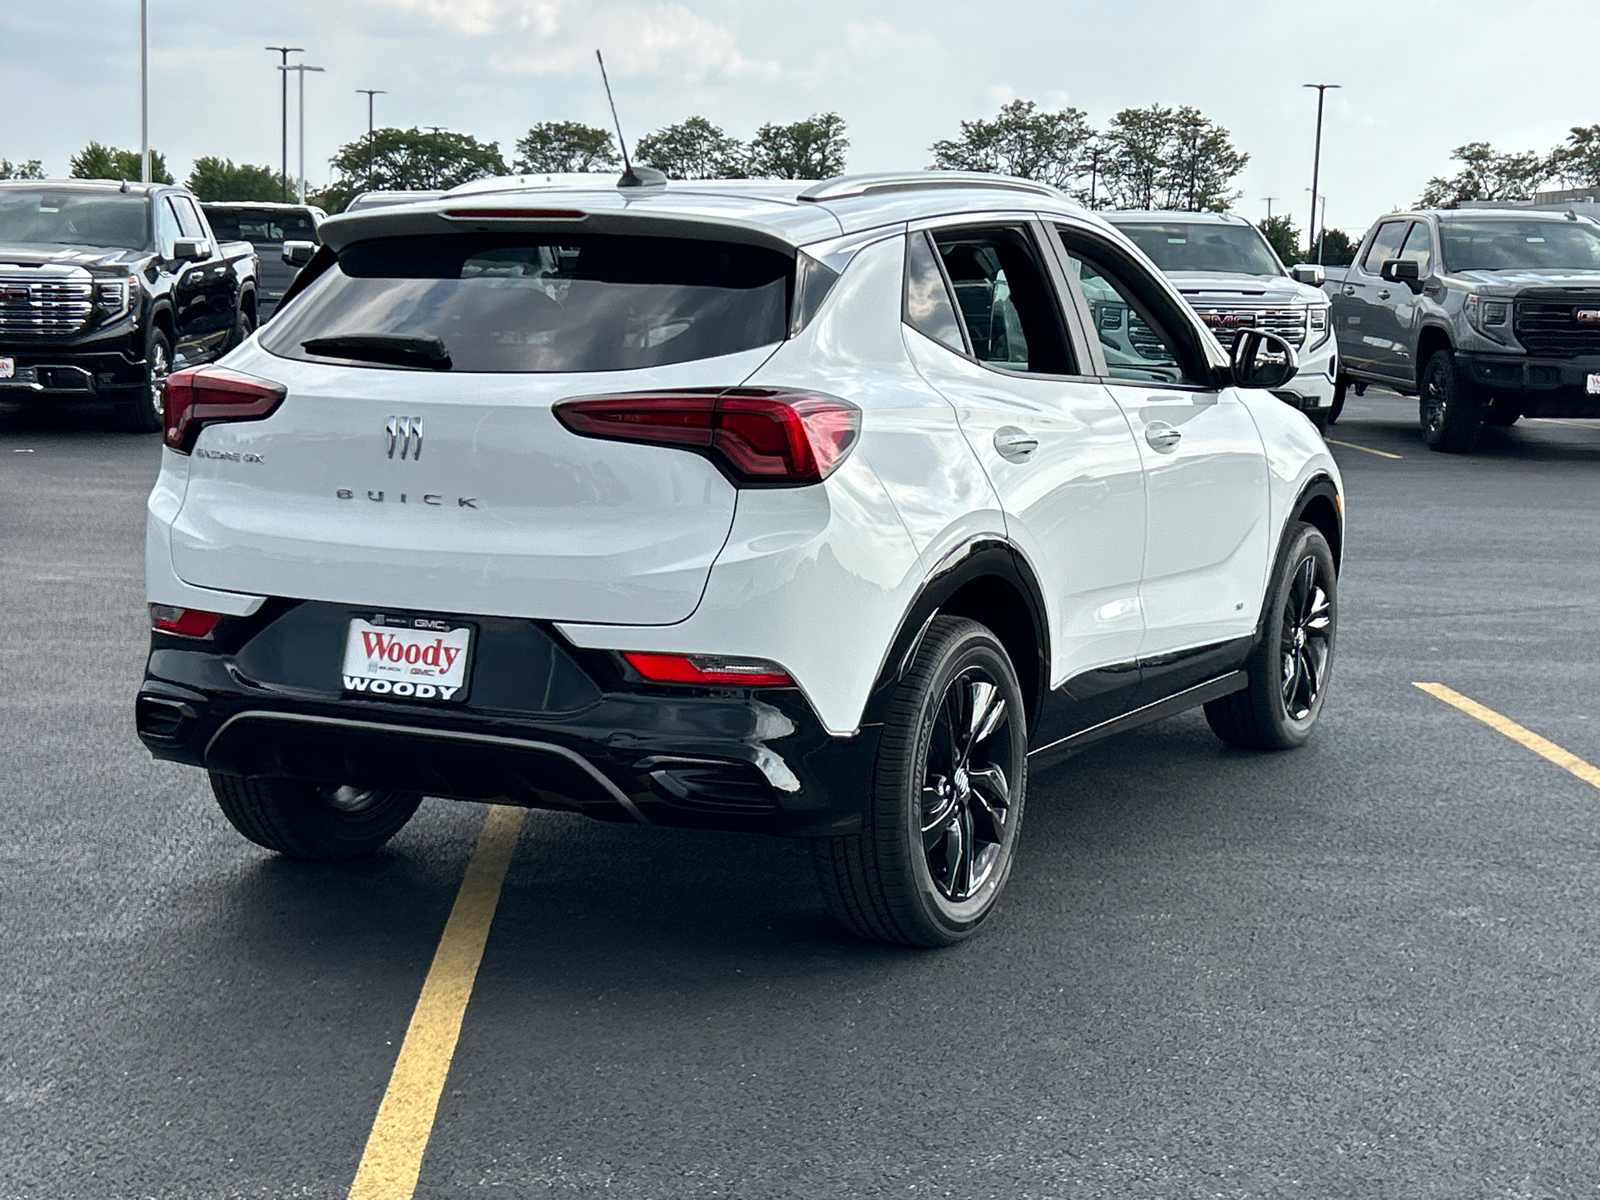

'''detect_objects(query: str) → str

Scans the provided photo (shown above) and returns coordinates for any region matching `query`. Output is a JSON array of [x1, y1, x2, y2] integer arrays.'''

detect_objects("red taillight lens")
[[149, 604, 222, 638], [163, 366, 287, 454], [554, 388, 860, 485], [622, 652, 794, 687]]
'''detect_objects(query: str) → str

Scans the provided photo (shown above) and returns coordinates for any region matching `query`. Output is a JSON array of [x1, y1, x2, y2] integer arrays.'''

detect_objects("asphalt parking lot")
[[4, 388, 1600, 1199]]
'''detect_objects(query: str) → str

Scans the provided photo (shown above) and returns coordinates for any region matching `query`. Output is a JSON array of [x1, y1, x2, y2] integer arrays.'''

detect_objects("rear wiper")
[[302, 334, 452, 371]]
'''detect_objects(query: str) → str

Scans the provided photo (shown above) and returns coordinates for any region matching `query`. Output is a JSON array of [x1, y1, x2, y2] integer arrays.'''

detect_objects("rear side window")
[[205, 208, 319, 244], [930, 226, 1075, 374], [259, 233, 793, 373], [902, 231, 966, 353]]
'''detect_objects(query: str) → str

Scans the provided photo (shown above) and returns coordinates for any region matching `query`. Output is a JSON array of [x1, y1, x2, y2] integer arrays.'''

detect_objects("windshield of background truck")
[[0, 190, 150, 250], [1116, 222, 1282, 276], [1442, 220, 1600, 272], [261, 232, 793, 372], [204, 209, 318, 245]]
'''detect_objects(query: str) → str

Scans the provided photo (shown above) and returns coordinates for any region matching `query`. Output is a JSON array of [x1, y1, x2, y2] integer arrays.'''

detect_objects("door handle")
[[1144, 422, 1182, 452], [1342, 285, 1357, 296], [1377, 289, 1391, 300], [993, 427, 1038, 462]]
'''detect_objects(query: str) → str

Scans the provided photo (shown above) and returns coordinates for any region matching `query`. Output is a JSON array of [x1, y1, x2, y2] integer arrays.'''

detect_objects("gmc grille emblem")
[[1577, 309, 1600, 325], [385, 415, 423, 460]]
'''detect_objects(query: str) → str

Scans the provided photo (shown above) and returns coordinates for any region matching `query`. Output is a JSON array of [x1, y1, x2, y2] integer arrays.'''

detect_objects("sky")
[[4, 0, 1597, 238]]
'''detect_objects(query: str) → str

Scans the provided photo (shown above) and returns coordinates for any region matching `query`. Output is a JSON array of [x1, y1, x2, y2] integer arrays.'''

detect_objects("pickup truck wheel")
[[812, 616, 1027, 947], [1419, 349, 1484, 453], [1205, 523, 1337, 751], [209, 772, 424, 861], [1329, 376, 1346, 425], [117, 328, 171, 433], [227, 305, 255, 351]]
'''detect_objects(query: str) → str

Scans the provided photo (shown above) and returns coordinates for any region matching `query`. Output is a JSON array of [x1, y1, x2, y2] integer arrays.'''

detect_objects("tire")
[[1328, 375, 1346, 425], [226, 303, 255, 352], [1308, 409, 1330, 434], [209, 772, 424, 861], [117, 327, 171, 433], [1483, 400, 1521, 427], [1204, 523, 1337, 751], [1418, 349, 1484, 453], [812, 616, 1028, 947]]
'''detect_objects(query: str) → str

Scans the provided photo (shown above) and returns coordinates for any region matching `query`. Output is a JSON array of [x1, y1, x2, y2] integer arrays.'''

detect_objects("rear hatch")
[[170, 223, 797, 625]]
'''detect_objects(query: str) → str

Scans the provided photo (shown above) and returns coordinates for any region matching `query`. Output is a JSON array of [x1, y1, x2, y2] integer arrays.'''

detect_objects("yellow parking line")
[[1414, 682, 1600, 791], [1326, 438, 1403, 460], [348, 804, 526, 1200]]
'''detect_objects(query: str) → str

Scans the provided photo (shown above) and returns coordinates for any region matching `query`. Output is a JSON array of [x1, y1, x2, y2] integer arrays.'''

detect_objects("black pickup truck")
[[200, 201, 323, 321], [0, 180, 259, 431], [1325, 208, 1600, 451]]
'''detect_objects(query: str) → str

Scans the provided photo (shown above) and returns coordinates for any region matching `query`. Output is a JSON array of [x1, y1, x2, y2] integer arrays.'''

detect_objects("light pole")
[[425, 125, 446, 189], [267, 46, 304, 201], [284, 63, 325, 204], [139, 0, 149, 182], [1303, 83, 1341, 269], [1263, 196, 1278, 222], [357, 89, 386, 190], [1305, 190, 1329, 263]]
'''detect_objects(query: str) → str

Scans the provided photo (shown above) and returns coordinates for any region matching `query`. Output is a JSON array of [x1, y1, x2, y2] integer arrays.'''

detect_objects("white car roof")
[[316, 172, 1104, 253]]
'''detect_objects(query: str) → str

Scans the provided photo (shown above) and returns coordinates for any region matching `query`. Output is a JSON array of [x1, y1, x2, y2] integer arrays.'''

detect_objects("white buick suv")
[[138, 172, 1343, 946]]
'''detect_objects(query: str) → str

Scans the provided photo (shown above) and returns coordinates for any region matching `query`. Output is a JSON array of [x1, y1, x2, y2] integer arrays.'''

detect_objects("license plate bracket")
[[341, 615, 473, 702]]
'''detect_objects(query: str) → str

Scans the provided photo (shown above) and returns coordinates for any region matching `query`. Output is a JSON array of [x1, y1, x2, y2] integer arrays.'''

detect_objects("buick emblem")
[[1577, 309, 1600, 325], [385, 415, 423, 460]]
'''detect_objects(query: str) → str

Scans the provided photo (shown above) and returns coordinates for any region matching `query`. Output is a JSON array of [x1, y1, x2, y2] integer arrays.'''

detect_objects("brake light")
[[622, 652, 794, 687], [149, 604, 222, 638], [553, 389, 860, 485], [442, 208, 586, 220], [163, 366, 287, 454]]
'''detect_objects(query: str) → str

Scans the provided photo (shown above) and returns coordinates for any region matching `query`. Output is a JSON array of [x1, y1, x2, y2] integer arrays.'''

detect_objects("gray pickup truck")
[[1325, 208, 1600, 451]]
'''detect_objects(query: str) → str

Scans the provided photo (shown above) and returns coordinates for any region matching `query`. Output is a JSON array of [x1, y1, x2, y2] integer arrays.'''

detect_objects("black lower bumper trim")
[[1458, 352, 1600, 415]]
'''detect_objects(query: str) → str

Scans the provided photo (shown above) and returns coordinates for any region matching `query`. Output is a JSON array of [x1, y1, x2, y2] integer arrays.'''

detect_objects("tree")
[[68, 142, 172, 184], [929, 99, 1094, 190], [748, 113, 848, 180], [1548, 124, 1600, 190], [635, 117, 747, 179], [317, 126, 507, 211], [0, 159, 44, 180], [1306, 227, 1356, 267], [1418, 141, 1550, 207], [186, 157, 288, 203], [1259, 214, 1301, 265], [512, 122, 619, 174], [1096, 105, 1247, 211]]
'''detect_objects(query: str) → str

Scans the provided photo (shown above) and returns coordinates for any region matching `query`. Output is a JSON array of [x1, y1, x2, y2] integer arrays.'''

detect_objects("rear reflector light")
[[553, 389, 860, 485], [163, 366, 287, 454], [622, 652, 794, 687], [149, 604, 222, 638]]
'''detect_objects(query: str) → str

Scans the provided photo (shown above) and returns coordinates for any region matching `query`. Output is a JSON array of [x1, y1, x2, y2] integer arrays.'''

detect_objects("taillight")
[[553, 388, 860, 485], [163, 366, 287, 454], [622, 652, 794, 687], [149, 604, 222, 638]]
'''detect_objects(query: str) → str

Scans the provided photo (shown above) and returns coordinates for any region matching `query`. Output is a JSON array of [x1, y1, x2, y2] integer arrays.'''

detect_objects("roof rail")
[[796, 172, 1067, 204]]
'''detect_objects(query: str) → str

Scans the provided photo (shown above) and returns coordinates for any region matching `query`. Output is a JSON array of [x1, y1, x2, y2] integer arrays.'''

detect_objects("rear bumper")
[[136, 600, 875, 837], [1458, 351, 1600, 416]]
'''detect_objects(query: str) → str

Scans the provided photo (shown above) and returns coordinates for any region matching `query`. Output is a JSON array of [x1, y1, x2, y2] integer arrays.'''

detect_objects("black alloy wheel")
[[1205, 522, 1338, 751], [813, 616, 1028, 946], [1419, 348, 1484, 453]]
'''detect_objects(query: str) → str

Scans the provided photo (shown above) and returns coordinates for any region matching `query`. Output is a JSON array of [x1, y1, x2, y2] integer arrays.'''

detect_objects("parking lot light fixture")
[[357, 89, 387, 190], [267, 47, 305, 202], [284, 63, 326, 204], [1303, 83, 1341, 268]]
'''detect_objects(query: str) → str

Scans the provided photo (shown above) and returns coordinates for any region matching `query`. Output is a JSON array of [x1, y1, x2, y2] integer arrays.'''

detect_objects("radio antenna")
[[596, 49, 665, 189]]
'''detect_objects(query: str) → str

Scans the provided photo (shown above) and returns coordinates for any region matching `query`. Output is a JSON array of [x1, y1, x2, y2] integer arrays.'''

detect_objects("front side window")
[[902, 231, 966, 353], [1361, 221, 1409, 274], [156, 198, 182, 259], [0, 189, 150, 251], [929, 227, 1074, 374], [1440, 219, 1600, 272], [1397, 222, 1435, 274], [1059, 239, 1192, 385], [172, 196, 204, 239], [259, 232, 793, 373], [1115, 221, 1283, 276]]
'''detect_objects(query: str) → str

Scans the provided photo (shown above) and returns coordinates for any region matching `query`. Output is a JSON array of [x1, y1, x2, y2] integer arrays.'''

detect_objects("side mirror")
[[172, 238, 210, 262], [1231, 329, 1300, 391], [281, 240, 317, 268], [1380, 258, 1424, 294], [1291, 263, 1325, 287]]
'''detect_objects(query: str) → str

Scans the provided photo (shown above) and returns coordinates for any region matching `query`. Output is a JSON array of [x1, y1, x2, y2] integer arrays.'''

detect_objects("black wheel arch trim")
[[863, 538, 1051, 739], [1257, 477, 1342, 650]]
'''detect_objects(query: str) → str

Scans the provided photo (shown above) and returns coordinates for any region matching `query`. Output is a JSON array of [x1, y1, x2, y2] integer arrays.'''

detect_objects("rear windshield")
[[0, 190, 150, 251], [204, 208, 319, 244], [1115, 222, 1283, 277], [260, 232, 793, 372], [1441, 220, 1600, 272]]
